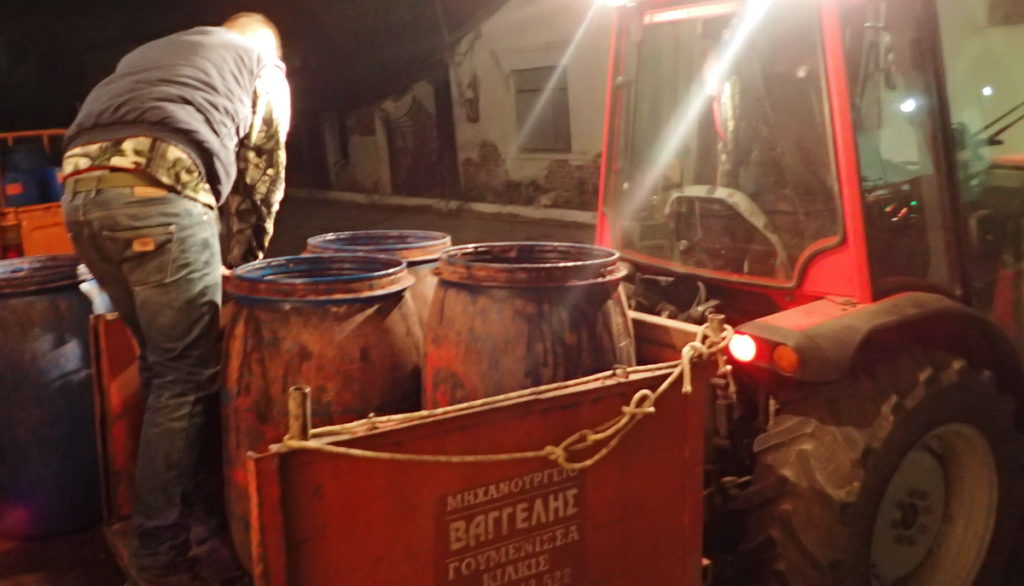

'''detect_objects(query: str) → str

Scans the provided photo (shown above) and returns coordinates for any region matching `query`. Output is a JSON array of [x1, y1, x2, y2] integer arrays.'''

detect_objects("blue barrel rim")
[[0, 254, 86, 296], [226, 253, 414, 300], [305, 230, 452, 263], [437, 242, 626, 288]]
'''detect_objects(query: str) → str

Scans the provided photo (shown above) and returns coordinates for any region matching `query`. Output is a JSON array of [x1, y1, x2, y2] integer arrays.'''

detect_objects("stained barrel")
[[222, 253, 423, 569], [0, 254, 100, 537], [423, 242, 636, 408], [305, 230, 451, 329]]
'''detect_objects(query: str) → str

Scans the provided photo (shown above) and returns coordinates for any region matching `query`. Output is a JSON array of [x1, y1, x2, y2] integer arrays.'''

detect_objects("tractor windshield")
[[607, 0, 840, 282]]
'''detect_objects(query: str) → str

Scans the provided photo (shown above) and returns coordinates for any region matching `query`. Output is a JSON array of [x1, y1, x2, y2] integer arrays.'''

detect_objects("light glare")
[[627, 0, 777, 215], [643, 1, 740, 25], [982, 86, 994, 97], [899, 98, 918, 113], [511, 1, 600, 154]]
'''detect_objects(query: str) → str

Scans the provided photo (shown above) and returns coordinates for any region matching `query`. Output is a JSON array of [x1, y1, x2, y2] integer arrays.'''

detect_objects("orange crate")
[[0, 129, 70, 257], [0, 203, 73, 256]]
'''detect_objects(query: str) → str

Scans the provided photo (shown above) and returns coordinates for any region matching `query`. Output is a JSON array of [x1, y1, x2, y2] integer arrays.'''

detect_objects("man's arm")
[[220, 64, 291, 268]]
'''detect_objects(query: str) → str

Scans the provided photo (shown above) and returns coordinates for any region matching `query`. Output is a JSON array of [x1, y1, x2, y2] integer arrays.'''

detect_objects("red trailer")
[[92, 311, 724, 585]]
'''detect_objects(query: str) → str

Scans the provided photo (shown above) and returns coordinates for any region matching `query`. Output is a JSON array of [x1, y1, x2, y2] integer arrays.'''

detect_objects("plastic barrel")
[[0, 254, 100, 537], [305, 230, 451, 330], [42, 167, 63, 203], [3, 170, 45, 207], [2, 144, 59, 207], [222, 254, 423, 569], [423, 242, 636, 408]]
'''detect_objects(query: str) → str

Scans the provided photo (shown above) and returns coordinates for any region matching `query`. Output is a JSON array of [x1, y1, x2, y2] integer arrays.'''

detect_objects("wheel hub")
[[870, 423, 998, 585], [895, 499, 919, 531], [872, 447, 946, 579]]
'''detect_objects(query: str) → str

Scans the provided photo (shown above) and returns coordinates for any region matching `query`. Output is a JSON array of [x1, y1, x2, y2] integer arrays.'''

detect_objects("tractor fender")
[[736, 292, 1024, 393]]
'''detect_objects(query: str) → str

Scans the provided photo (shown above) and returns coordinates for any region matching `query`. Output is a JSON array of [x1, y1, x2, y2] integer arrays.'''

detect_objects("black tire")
[[736, 348, 1024, 585]]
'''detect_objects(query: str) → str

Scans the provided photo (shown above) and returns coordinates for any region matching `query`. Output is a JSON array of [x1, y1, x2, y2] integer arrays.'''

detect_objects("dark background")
[[0, 0, 506, 185]]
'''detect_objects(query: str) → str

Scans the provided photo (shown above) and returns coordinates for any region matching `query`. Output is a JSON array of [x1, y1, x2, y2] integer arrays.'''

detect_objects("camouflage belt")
[[66, 171, 169, 194]]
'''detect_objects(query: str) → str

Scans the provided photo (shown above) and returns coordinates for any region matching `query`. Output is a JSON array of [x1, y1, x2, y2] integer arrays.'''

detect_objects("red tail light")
[[728, 333, 758, 363]]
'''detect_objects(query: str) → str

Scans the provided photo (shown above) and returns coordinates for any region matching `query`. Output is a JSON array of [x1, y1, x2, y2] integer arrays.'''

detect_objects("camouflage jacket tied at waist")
[[62, 67, 290, 268]]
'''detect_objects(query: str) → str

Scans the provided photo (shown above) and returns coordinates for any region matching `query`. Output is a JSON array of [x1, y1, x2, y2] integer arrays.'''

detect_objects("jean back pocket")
[[102, 224, 177, 288]]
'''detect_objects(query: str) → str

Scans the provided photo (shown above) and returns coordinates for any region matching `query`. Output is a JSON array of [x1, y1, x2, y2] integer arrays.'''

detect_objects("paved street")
[[267, 195, 596, 258]]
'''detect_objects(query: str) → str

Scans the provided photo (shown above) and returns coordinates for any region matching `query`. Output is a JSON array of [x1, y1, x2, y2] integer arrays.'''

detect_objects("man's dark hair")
[[223, 12, 282, 58]]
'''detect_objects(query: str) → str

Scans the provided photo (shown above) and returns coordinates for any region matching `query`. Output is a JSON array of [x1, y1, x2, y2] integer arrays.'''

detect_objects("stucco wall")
[[326, 80, 441, 196], [449, 0, 613, 209]]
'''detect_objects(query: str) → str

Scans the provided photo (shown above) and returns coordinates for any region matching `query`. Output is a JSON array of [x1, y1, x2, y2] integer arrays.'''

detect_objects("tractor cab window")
[[843, 0, 960, 296], [609, 0, 840, 283], [936, 0, 1024, 348]]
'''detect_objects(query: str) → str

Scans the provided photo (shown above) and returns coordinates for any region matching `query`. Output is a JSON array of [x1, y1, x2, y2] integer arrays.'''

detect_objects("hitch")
[[705, 314, 739, 444]]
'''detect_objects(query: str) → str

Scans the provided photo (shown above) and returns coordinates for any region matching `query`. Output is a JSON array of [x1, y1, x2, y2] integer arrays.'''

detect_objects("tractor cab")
[[598, 0, 1024, 347]]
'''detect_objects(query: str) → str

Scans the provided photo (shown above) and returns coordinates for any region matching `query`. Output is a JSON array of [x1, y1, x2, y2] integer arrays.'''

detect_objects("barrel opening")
[[234, 255, 405, 284], [446, 243, 616, 266], [437, 242, 623, 287], [305, 230, 452, 261], [227, 254, 414, 300], [310, 230, 449, 248]]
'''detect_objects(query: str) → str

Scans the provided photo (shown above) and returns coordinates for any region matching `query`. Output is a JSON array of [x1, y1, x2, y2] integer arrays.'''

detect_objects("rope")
[[278, 321, 734, 471], [309, 362, 671, 439], [681, 322, 734, 393]]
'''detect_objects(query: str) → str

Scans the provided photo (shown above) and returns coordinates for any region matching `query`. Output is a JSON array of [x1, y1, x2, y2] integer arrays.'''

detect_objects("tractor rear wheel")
[[738, 349, 1024, 585]]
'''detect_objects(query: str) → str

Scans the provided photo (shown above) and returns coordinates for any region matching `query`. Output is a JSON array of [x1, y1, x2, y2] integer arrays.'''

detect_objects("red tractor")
[[596, 0, 1024, 583]]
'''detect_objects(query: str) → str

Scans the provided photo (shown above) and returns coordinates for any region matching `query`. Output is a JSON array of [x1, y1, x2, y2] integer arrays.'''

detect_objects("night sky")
[[0, 0, 506, 130]]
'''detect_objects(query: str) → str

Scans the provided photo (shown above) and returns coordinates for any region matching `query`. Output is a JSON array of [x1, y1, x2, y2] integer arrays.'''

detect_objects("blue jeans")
[[62, 183, 224, 573]]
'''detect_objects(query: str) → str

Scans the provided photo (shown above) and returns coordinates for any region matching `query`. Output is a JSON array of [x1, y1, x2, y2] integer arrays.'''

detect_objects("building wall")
[[848, 0, 1024, 182], [324, 80, 443, 196], [324, 106, 384, 194], [938, 0, 1024, 156], [449, 0, 613, 209]]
